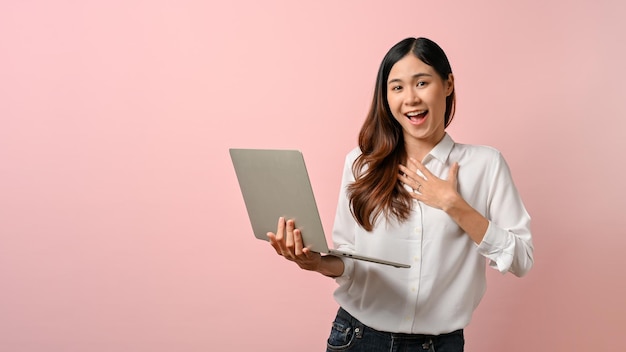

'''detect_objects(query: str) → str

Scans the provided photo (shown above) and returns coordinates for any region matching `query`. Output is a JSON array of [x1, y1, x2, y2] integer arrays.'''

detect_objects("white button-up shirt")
[[332, 133, 534, 335]]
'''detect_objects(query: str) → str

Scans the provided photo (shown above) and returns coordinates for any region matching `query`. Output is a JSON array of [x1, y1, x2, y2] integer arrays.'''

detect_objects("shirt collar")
[[424, 133, 455, 164]]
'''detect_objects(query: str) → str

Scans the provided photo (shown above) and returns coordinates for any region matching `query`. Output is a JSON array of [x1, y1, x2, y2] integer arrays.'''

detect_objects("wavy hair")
[[347, 37, 456, 231]]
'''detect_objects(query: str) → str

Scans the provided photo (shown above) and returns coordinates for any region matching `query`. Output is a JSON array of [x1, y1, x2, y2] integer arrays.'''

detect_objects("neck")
[[404, 132, 445, 162]]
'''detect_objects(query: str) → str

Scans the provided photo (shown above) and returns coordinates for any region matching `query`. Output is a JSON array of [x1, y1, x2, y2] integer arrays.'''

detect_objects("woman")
[[268, 37, 533, 352]]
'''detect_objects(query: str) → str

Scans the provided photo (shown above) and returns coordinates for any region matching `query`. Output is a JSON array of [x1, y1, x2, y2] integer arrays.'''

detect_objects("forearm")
[[443, 196, 489, 244], [315, 255, 345, 278]]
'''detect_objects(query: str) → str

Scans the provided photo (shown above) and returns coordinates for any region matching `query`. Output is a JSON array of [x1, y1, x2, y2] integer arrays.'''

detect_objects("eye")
[[417, 81, 428, 87], [391, 85, 403, 91]]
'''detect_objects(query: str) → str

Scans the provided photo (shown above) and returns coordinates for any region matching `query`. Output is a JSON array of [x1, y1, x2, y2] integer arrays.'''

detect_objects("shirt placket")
[[400, 198, 424, 332]]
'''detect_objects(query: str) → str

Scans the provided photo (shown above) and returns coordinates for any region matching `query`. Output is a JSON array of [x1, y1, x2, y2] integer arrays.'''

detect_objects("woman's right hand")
[[267, 217, 322, 271]]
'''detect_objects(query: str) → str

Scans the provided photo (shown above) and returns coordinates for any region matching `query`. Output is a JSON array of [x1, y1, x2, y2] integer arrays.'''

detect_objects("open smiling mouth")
[[406, 110, 428, 122]]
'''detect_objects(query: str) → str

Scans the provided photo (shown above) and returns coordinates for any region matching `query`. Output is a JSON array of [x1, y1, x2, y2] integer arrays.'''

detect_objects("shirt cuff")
[[477, 221, 514, 274], [334, 256, 355, 284]]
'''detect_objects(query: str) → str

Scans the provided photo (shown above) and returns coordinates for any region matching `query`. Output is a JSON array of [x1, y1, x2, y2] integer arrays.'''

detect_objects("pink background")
[[1, 1, 625, 351]]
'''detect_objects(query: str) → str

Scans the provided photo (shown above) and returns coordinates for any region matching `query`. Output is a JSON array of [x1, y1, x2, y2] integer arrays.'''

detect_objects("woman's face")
[[386, 54, 454, 149]]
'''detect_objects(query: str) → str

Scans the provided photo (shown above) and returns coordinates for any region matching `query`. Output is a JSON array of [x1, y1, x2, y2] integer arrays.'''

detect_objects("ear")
[[445, 73, 455, 96]]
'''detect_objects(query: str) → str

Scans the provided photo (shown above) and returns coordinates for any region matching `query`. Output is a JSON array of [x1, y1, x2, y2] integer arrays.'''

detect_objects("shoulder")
[[338, 147, 363, 182], [344, 146, 362, 165], [451, 142, 514, 180], [452, 141, 504, 163]]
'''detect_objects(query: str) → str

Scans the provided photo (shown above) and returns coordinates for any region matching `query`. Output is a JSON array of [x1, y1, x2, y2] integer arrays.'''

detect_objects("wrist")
[[315, 255, 345, 277], [441, 192, 464, 214]]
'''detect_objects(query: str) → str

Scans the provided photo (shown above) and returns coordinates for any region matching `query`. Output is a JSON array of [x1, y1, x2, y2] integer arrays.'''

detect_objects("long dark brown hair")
[[347, 37, 456, 231]]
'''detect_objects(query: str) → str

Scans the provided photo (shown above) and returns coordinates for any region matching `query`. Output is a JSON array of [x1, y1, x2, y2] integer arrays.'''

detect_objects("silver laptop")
[[229, 148, 410, 268]]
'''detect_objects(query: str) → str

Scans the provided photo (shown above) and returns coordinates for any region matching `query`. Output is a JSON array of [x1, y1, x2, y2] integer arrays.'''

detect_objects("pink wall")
[[1, 1, 625, 350]]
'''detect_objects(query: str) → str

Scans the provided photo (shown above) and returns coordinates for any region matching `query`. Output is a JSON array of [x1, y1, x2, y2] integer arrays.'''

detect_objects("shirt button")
[[414, 227, 421, 234], [413, 256, 420, 262]]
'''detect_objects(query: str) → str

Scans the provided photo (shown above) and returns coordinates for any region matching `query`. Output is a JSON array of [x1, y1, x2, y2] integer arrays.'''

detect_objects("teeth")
[[406, 111, 425, 117]]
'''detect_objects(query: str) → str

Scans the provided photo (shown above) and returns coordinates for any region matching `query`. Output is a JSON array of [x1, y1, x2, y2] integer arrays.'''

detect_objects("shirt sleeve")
[[476, 152, 534, 277], [331, 150, 359, 282]]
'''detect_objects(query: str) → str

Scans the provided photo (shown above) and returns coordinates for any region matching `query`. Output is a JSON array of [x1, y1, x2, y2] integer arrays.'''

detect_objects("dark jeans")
[[326, 307, 464, 352]]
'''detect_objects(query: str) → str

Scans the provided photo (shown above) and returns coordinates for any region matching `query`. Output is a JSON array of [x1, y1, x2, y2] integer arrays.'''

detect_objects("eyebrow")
[[388, 73, 433, 85]]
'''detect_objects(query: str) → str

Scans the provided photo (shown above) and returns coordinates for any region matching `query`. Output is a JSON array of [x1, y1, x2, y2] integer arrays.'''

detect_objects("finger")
[[397, 169, 410, 183], [402, 159, 420, 177], [267, 232, 282, 255], [293, 229, 304, 256], [274, 217, 291, 256], [398, 164, 409, 177], [285, 219, 296, 254], [448, 162, 459, 184], [274, 217, 285, 242], [302, 247, 314, 257], [398, 171, 421, 191], [398, 164, 425, 183], [410, 158, 433, 179]]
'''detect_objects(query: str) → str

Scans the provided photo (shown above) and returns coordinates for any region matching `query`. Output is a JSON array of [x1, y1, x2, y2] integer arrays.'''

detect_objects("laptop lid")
[[229, 148, 330, 253], [229, 148, 410, 268]]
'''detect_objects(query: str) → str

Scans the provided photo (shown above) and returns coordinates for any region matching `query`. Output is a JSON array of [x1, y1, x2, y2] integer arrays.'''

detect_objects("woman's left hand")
[[398, 158, 460, 212]]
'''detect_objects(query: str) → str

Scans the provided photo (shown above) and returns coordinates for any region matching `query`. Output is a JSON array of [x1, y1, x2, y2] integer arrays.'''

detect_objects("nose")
[[405, 87, 420, 105]]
